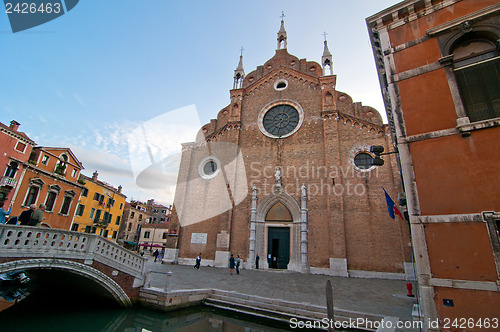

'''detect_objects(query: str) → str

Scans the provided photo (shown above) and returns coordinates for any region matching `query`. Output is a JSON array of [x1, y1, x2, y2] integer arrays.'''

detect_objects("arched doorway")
[[249, 189, 308, 272], [266, 202, 292, 269]]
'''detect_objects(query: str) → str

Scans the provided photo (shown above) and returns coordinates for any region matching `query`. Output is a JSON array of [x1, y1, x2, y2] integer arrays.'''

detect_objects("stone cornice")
[[246, 66, 320, 96], [22, 161, 86, 190], [0, 126, 36, 145], [205, 121, 241, 143], [321, 110, 386, 135]]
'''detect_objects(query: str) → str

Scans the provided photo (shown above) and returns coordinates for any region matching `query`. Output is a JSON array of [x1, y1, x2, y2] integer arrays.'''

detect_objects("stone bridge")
[[0, 225, 147, 307]]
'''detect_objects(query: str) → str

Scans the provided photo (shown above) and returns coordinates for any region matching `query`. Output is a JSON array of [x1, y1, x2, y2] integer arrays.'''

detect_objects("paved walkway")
[[145, 259, 418, 321]]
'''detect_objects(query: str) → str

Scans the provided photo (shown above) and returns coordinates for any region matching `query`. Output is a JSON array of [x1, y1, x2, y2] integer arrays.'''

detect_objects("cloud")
[[69, 145, 132, 178], [74, 93, 85, 106]]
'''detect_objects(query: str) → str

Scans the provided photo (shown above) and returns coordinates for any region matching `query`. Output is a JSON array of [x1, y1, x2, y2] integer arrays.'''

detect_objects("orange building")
[[0, 120, 36, 208], [11, 147, 85, 229], [367, 0, 500, 329], [71, 171, 126, 241]]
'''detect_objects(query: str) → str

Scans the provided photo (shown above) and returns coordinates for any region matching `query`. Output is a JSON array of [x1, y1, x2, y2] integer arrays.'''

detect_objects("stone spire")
[[277, 12, 287, 50], [233, 47, 245, 89], [321, 33, 333, 76]]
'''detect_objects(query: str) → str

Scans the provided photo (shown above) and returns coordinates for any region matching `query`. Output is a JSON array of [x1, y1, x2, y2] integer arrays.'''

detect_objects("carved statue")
[[275, 167, 281, 185]]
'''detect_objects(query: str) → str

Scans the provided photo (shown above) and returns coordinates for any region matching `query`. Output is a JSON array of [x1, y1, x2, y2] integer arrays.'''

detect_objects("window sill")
[[457, 116, 500, 135]]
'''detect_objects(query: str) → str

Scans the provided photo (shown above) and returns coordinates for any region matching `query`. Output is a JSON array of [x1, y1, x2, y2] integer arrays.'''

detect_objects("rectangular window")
[[45, 191, 58, 212], [103, 230, 109, 238], [107, 198, 115, 207], [15, 141, 26, 153], [24, 186, 39, 206], [91, 227, 97, 234], [93, 193, 104, 202], [130, 211, 135, 218], [120, 203, 123, 210], [162, 232, 168, 239], [71, 223, 79, 231], [41, 155, 49, 165], [115, 216, 121, 226], [89, 208, 95, 219], [85, 226, 92, 233], [128, 222, 132, 231], [60, 196, 72, 215], [144, 231, 150, 239], [71, 169, 78, 178], [94, 209, 102, 223], [139, 214, 143, 221], [112, 231, 117, 239], [82, 188, 88, 197], [75, 204, 85, 216], [455, 57, 500, 122]]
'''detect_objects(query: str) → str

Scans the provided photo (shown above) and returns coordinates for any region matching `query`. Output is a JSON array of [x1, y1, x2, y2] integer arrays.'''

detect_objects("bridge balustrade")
[[0, 225, 146, 278]]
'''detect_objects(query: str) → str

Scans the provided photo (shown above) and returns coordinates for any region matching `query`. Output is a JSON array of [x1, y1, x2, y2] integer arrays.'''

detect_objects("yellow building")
[[71, 171, 126, 241]]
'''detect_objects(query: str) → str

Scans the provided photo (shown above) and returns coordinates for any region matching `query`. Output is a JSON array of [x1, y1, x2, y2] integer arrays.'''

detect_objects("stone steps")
[[205, 290, 385, 331]]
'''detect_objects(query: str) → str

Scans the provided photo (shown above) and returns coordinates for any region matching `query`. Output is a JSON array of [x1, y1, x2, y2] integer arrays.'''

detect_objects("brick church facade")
[[170, 20, 412, 278]]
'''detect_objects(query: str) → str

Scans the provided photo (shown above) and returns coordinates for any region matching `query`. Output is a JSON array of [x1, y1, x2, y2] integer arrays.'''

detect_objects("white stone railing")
[[0, 176, 17, 187], [0, 225, 147, 278]]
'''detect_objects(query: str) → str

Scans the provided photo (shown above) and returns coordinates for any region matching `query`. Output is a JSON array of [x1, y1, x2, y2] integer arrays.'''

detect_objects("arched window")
[[452, 33, 500, 122], [323, 59, 332, 76]]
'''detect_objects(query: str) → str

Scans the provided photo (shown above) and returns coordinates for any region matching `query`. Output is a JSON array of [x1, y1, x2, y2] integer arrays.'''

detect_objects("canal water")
[[0, 293, 297, 331]]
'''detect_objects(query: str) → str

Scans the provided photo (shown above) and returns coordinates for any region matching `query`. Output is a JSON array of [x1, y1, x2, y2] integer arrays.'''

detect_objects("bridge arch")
[[0, 258, 132, 307]]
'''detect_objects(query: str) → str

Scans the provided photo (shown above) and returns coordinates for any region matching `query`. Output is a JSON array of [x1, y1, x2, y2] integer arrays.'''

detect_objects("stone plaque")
[[191, 233, 207, 244], [216, 230, 229, 249]]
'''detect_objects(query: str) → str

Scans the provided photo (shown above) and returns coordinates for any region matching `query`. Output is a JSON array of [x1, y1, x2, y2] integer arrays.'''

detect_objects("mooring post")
[[144, 271, 152, 288], [164, 271, 173, 291], [326, 279, 335, 331]]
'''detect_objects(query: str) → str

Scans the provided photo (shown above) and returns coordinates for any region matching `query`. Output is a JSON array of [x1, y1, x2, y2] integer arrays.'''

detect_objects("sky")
[[1, 0, 400, 205]]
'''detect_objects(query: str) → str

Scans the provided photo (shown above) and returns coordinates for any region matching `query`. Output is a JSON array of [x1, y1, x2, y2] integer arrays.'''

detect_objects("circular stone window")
[[258, 100, 304, 138], [354, 153, 374, 170], [198, 156, 221, 179], [274, 79, 288, 91]]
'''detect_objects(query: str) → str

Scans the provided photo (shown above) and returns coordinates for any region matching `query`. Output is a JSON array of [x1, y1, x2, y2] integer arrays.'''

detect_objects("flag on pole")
[[382, 187, 404, 220]]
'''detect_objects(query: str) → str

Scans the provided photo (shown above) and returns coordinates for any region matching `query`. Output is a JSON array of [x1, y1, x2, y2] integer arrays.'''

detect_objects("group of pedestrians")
[[0, 202, 46, 226], [229, 254, 241, 275], [192, 253, 245, 275]]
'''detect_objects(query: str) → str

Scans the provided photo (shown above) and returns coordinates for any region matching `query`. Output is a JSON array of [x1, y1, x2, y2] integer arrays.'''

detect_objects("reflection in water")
[[0, 268, 295, 331], [0, 295, 293, 331]]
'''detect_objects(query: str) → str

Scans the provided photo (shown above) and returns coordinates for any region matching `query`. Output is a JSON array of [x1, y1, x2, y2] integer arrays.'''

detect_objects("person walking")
[[30, 204, 45, 226], [236, 255, 241, 274], [153, 249, 159, 262], [18, 204, 36, 226], [0, 201, 13, 224], [255, 254, 260, 269], [194, 253, 201, 269], [229, 254, 235, 275]]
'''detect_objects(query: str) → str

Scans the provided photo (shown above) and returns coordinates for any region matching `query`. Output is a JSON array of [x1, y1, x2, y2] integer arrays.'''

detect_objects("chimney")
[[92, 170, 98, 180], [10, 120, 20, 131], [118, 185, 122, 194]]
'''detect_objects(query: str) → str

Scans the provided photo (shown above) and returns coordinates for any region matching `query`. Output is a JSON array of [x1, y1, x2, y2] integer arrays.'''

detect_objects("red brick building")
[[367, 0, 500, 328], [171, 20, 412, 277], [10, 147, 85, 229], [0, 120, 36, 208]]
